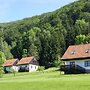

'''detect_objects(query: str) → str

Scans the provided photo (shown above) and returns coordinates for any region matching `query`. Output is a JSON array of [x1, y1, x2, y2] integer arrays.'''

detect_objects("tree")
[[85, 34, 90, 43], [75, 19, 89, 35], [0, 38, 13, 59], [82, 2, 90, 12], [38, 66, 45, 73], [75, 34, 90, 44], [22, 27, 41, 58], [0, 51, 6, 78], [11, 37, 23, 59], [75, 34, 86, 44], [12, 68, 16, 77], [0, 51, 5, 65], [22, 49, 28, 57], [0, 0, 89, 68], [38, 30, 52, 68]]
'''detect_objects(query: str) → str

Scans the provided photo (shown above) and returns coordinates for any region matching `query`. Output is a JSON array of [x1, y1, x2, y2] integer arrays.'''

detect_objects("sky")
[[0, 0, 77, 23]]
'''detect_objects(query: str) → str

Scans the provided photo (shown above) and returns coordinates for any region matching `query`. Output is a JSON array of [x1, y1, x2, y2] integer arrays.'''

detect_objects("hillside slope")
[[0, 0, 90, 68]]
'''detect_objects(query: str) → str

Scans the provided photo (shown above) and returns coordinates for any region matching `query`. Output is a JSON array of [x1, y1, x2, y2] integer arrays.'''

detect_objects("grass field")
[[0, 68, 90, 90]]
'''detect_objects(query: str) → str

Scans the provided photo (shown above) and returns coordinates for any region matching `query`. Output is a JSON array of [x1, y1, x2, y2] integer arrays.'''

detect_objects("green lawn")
[[0, 68, 90, 90]]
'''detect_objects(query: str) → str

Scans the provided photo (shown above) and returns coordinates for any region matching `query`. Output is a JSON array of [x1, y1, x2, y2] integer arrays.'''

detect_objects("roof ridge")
[[6, 59, 17, 61], [21, 56, 34, 58], [69, 43, 90, 47]]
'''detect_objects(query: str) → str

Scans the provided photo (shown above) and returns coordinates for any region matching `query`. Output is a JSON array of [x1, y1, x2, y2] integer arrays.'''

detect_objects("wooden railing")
[[60, 65, 85, 74]]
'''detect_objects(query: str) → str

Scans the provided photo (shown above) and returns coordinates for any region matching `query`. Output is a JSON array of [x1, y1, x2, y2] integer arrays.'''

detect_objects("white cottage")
[[61, 44, 90, 74], [17, 56, 39, 72], [3, 59, 18, 73]]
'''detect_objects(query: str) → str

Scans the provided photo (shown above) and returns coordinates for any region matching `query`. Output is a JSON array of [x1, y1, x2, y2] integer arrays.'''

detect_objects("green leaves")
[[0, 51, 6, 78], [75, 34, 86, 44], [0, 38, 13, 59], [0, 0, 90, 68], [75, 34, 90, 45], [75, 19, 89, 35], [0, 51, 6, 65]]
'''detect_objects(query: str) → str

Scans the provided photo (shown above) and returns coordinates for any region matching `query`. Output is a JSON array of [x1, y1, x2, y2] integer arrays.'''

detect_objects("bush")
[[0, 67, 4, 78], [38, 66, 45, 72]]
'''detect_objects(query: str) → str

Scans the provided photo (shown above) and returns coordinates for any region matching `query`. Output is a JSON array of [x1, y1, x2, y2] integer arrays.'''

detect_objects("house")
[[61, 44, 90, 74], [3, 59, 18, 73], [17, 56, 39, 72]]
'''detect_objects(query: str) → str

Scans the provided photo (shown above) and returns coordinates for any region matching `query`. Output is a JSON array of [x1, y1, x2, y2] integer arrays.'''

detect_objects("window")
[[33, 61, 36, 63], [35, 66, 36, 69], [70, 62, 75, 65], [85, 61, 90, 67], [31, 66, 32, 68]]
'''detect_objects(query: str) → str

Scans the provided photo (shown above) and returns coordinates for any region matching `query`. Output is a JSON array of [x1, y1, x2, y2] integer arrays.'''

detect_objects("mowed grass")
[[0, 68, 90, 90]]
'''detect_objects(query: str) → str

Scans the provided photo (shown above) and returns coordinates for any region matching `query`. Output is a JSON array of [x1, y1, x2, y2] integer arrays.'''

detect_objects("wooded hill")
[[0, 0, 90, 68]]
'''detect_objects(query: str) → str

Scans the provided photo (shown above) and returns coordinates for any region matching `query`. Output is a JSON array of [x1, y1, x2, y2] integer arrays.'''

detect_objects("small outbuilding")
[[3, 59, 18, 73], [17, 56, 39, 72]]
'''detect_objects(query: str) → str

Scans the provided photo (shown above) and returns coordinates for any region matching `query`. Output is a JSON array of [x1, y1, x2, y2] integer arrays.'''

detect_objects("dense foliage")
[[0, 51, 6, 77], [0, 0, 90, 68]]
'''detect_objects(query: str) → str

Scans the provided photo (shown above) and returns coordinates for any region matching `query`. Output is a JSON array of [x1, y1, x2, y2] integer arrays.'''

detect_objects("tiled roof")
[[3, 59, 18, 66], [17, 56, 34, 65], [62, 44, 90, 60]]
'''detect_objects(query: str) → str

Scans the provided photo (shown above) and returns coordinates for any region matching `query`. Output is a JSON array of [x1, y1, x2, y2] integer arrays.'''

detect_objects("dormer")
[[71, 50, 76, 55], [85, 49, 90, 53]]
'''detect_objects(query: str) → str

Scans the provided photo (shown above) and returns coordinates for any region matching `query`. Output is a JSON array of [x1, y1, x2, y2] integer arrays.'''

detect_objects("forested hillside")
[[0, 0, 90, 68]]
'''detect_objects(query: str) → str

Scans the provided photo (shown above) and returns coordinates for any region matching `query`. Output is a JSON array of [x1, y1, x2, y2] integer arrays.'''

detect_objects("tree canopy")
[[0, 0, 90, 68]]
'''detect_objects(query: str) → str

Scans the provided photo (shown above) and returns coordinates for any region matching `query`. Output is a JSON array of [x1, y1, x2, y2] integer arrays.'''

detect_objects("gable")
[[30, 58, 39, 65], [17, 56, 38, 65], [3, 59, 18, 66]]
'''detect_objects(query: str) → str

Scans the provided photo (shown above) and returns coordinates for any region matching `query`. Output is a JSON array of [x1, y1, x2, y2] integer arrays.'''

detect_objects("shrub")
[[0, 67, 4, 78], [38, 66, 45, 72]]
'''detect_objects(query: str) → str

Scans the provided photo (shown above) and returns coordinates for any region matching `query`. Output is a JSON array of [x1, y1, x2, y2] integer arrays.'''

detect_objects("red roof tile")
[[62, 44, 90, 60], [3, 59, 18, 66], [17, 56, 34, 65]]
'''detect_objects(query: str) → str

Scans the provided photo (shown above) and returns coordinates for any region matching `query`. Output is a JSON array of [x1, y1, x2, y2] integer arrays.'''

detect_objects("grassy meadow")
[[0, 68, 90, 90]]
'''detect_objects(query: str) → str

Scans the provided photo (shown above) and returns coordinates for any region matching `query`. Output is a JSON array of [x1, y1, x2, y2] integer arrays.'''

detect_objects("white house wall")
[[12, 66, 18, 72], [29, 64, 38, 72], [5, 66, 12, 72], [18, 64, 38, 72], [5, 66, 18, 72], [65, 59, 90, 70]]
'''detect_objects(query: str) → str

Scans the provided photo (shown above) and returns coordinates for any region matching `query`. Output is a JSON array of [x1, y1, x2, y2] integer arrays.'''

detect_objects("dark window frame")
[[31, 66, 32, 68], [85, 61, 90, 67], [70, 62, 75, 65]]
